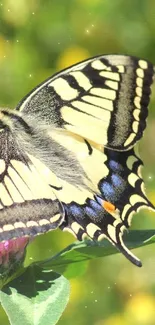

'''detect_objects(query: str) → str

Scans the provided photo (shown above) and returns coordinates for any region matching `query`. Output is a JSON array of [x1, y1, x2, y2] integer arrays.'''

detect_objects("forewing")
[[16, 54, 154, 151]]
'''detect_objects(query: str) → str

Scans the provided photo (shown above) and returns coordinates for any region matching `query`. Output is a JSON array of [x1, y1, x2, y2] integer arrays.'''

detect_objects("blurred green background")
[[1, 0, 155, 324]]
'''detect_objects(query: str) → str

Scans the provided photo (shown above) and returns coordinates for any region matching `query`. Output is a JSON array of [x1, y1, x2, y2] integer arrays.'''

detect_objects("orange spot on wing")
[[102, 201, 116, 213]]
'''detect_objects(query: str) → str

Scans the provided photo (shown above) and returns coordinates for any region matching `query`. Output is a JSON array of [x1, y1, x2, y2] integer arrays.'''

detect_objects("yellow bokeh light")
[[57, 46, 90, 70], [125, 293, 155, 324], [70, 278, 85, 302], [96, 314, 127, 325], [2, 0, 37, 26]]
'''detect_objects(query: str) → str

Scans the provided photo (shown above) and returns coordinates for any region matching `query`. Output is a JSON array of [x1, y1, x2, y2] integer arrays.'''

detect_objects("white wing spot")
[[136, 68, 144, 78], [130, 194, 147, 206], [39, 219, 50, 226], [71, 222, 84, 234], [124, 133, 136, 147], [27, 221, 38, 227], [136, 77, 143, 87], [14, 222, 26, 228], [69, 71, 92, 91], [3, 224, 15, 231], [134, 96, 141, 109], [50, 77, 79, 100], [105, 80, 118, 90], [86, 223, 100, 238], [128, 173, 139, 187], [133, 109, 140, 121], [107, 224, 116, 242], [91, 60, 108, 70], [132, 121, 139, 133], [138, 60, 148, 69], [136, 87, 142, 97], [126, 155, 138, 170], [50, 213, 61, 223], [90, 88, 116, 100], [116, 65, 125, 73], [100, 71, 120, 81], [121, 204, 131, 220]]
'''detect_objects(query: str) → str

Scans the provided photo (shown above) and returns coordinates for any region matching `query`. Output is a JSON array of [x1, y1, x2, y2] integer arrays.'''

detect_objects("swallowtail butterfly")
[[0, 54, 154, 266]]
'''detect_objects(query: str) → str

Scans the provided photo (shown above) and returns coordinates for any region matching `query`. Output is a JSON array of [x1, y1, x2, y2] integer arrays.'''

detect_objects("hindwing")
[[57, 139, 155, 267]]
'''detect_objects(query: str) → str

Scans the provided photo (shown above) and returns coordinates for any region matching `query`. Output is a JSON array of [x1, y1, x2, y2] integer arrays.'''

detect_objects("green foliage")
[[38, 230, 155, 273], [0, 268, 70, 325], [0, 230, 155, 325]]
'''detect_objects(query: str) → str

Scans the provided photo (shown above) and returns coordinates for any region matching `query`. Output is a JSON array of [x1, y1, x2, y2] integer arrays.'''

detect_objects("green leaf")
[[0, 266, 70, 325], [53, 260, 89, 279], [38, 230, 155, 271]]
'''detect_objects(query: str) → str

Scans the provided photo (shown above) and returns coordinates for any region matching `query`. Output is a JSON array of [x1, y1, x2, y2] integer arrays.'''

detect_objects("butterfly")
[[0, 54, 154, 267]]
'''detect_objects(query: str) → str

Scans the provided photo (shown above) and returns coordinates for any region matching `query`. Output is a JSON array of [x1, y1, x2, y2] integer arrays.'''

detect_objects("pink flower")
[[0, 237, 30, 285]]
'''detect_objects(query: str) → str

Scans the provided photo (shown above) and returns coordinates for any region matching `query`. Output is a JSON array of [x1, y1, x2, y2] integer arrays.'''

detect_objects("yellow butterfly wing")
[[0, 54, 154, 267], [16, 54, 154, 151], [0, 116, 64, 240]]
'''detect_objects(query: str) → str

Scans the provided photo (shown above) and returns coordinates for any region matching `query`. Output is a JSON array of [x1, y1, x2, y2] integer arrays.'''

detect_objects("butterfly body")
[[0, 54, 154, 266]]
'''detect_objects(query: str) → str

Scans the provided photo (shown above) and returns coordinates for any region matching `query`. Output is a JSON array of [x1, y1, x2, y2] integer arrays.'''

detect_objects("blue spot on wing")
[[109, 160, 123, 172], [84, 199, 107, 222], [100, 181, 115, 200], [85, 206, 98, 218], [66, 204, 83, 218], [111, 174, 123, 187], [89, 200, 103, 213]]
